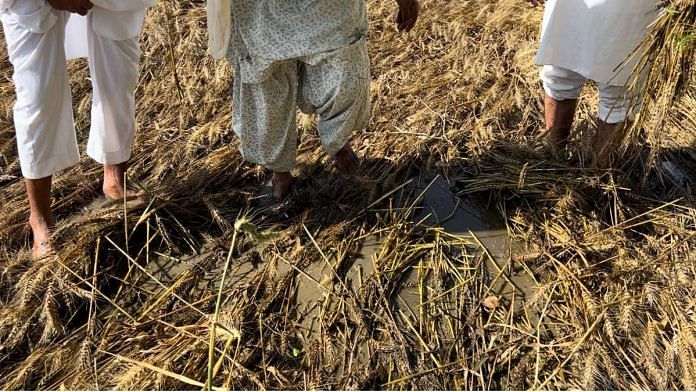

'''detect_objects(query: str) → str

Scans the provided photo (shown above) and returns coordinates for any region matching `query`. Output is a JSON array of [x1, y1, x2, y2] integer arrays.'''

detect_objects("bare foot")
[[103, 162, 141, 200], [333, 144, 360, 176], [272, 172, 294, 200], [29, 213, 54, 259]]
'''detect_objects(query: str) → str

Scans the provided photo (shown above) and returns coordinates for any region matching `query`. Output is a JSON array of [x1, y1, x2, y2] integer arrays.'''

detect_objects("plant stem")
[[207, 228, 239, 390]]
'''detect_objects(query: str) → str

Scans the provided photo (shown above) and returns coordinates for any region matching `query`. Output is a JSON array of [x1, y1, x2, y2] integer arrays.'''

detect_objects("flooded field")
[[132, 172, 543, 385], [0, 0, 694, 389]]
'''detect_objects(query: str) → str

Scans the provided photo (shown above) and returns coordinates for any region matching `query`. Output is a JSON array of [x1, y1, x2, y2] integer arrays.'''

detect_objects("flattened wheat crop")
[[0, 0, 694, 390]]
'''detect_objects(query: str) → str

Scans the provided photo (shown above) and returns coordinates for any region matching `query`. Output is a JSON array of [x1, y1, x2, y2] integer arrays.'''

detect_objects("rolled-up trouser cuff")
[[598, 84, 638, 124], [87, 147, 132, 166], [540, 65, 585, 101], [21, 154, 79, 180], [541, 65, 639, 124]]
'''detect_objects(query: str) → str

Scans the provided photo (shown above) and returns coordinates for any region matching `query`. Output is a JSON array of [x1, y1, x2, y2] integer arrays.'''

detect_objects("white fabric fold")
[[0, 0, 15, 11], [90, 7, 146, 40], [535, 0, 659, 86], [64, 13, 87, 59], [0, 0, 56, 34], [207, 0, 231, 60], [62, 0, 154, 59]]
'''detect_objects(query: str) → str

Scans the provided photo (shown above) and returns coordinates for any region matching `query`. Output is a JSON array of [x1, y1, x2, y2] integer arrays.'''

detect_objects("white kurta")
[[535, 0, 659, 86], [1, 0, 154, 179]]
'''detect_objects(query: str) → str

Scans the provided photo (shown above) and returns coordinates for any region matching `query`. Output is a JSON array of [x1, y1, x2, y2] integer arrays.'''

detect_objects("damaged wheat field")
[[1, 0, 696, 390]]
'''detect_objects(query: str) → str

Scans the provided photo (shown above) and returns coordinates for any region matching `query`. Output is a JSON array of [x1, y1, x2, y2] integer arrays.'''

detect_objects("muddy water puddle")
[[274, 174, 538, 344], [137, 173, 538, 344], [363, 174, 537, 310], [410, 174, 537, 307]]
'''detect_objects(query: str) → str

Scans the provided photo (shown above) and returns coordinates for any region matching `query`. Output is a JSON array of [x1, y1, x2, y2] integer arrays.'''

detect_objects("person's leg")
[[231, 61, 300, 199], [2, 3, 76, 257], [544, 95, 578, 147], [86, 15, 141, 199], [25, 176, 54, 256], [299, 38, 371, 175], [539, 65, 586, 151], [591, 83, 638, 167]]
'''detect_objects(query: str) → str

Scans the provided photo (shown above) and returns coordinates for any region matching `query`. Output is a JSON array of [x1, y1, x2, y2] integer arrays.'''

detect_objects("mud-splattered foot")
[[333, 144, 360, 176], [272, 172, 294, 200], [29, 214, 54, 259]]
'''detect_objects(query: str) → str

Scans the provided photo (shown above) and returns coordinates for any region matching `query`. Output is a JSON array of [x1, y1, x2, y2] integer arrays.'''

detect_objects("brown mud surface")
[[0, 0, 695, 390]]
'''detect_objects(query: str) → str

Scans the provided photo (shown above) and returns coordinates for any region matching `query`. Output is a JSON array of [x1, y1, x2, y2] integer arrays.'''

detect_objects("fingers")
[[529, 0, 545, 7], [73, 0, 92, 15], [47, 0, 92, 15], [397, 0, 420, 32]]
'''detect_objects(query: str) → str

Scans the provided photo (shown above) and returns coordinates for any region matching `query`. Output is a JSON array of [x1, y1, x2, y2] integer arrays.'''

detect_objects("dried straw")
[[0, 0, 694, 390]]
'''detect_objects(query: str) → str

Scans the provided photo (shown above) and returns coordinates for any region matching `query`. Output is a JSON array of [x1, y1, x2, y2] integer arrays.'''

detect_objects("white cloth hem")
[[21, 155, 79, 179], [87, 148, 132, 166]]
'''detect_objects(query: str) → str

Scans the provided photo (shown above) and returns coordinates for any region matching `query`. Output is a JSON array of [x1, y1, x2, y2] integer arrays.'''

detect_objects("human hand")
[[47, 0, 93, 15], [395, 0, 419, 32], [529, 0, 545, 6]]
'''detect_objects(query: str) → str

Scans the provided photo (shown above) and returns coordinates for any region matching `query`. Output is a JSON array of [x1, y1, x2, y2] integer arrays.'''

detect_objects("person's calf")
[[591, 120, 632, 168], [544, 95, 578, 151], [25, 176, 55, 259]]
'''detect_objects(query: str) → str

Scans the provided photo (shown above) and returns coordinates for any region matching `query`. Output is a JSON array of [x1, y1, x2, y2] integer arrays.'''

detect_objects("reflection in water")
[[140, 173, 539, 354], [360, 174, 537, 317]]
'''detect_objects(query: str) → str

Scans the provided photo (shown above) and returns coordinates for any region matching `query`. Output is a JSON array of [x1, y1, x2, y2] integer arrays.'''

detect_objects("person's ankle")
[[333, 144, 360, 175], [102, 162, 131, 198], [29, 212, 54, 229], [273, 171, 293, 181], [272, 172, 294, 199], [104, 162, 128, 179]]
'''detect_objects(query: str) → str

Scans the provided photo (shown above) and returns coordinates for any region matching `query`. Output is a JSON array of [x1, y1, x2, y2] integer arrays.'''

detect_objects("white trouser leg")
[[2, 4, 78, 179], [597, 83, 638, 124], [541, 65, 639, 124], [539, 65, 586, 102], [85, 15, 141, 165]]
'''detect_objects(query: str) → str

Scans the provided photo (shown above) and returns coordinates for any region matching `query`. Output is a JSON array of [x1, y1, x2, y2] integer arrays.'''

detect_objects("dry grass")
[[0, 0, 694, 390], [629, 0, 696, 155]]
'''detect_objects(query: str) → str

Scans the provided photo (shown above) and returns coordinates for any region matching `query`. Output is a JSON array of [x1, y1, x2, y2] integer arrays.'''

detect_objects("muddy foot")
[[29, 214, 54, 259], [272, 172, 294, 200], [334, 144, 360, 176]]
